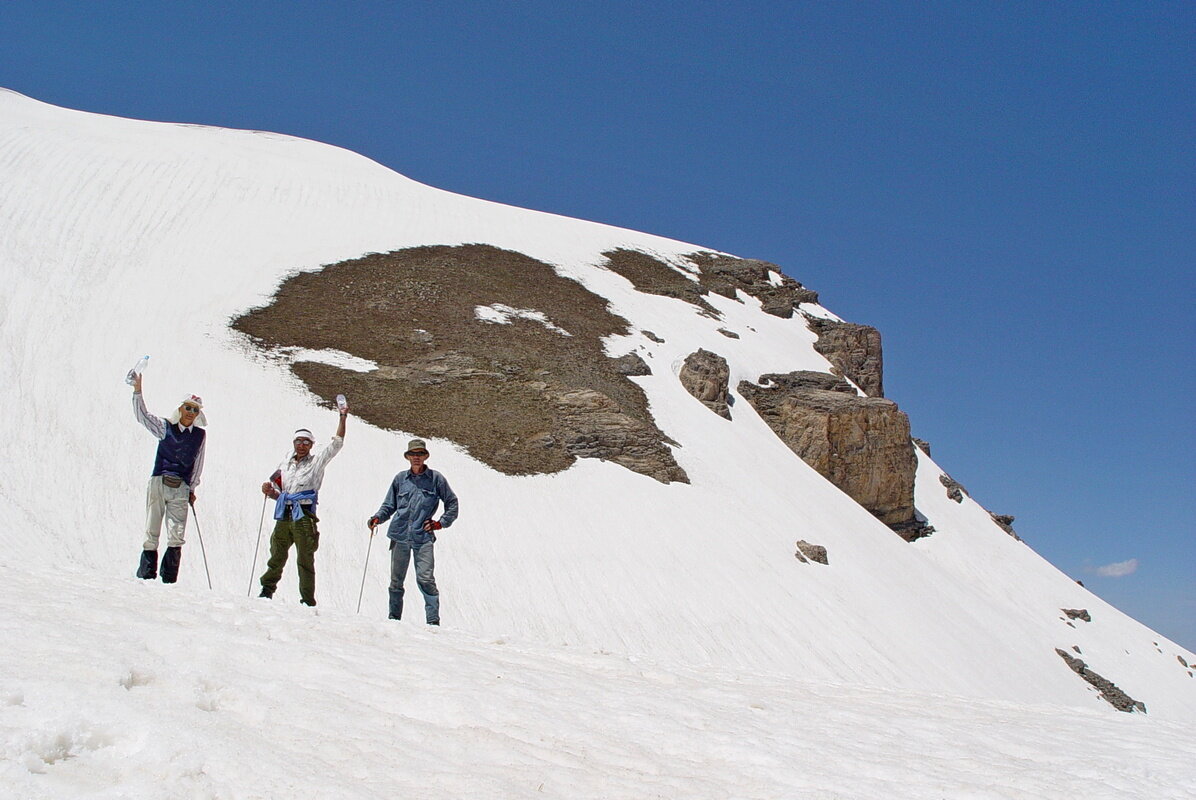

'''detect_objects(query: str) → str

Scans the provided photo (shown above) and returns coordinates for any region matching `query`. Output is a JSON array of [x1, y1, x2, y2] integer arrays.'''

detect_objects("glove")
[[424, 519, 443, 532], [367, 516, 381, 530]]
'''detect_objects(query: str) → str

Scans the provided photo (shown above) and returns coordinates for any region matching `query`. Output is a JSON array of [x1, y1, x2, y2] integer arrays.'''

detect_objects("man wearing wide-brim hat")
[[368, 438, 459, 625], [131, 373, 207, 583], [257, 406, 349, 606]]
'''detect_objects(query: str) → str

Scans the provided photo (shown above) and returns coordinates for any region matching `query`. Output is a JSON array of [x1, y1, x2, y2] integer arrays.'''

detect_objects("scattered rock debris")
[[1055, 649, 1146, 714]]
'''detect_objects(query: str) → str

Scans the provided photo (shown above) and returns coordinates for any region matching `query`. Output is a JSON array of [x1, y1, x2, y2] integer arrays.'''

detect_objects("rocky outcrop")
[[679, 349, 732, 419], [1056, 649, 1146, 713], [805, 317, 885, 397], [601, 249, 717, 316], [738, 371, 928, 539], [795, 540, 829, 564], [1063, 609, 1092, 623], [612, 352, 651, 376], [233, 244, 688, 484], [940, 473, 968, 503], [990, 513, 1021, 541], [550, 388, 688, 483], [913, 438, 932, 456], [686, 252, 819, 318]]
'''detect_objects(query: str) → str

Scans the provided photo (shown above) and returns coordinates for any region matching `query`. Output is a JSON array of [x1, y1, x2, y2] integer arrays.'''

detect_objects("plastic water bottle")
[[336, 394, 349, 413], [125, 355, 150, 386]]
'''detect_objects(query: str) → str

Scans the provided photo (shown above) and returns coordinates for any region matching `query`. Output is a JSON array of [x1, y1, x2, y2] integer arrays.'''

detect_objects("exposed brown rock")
[[804, 316, 885, 397], [738, 371, 927, 538], [717, 328, 740, 339], [1063, 609, 1092, 623], [233, 244, 687, 483], [913, 437, 932, 457], [795, 540, 829, 564], [601, 249, 717, 316], [612, 352, 651, 376], [686, 251, 819, 317], [990, 513, 1021, 541], [940, 473, 968, 503], [1056, 649, 1146, 713], [679, 349, 731, 420]]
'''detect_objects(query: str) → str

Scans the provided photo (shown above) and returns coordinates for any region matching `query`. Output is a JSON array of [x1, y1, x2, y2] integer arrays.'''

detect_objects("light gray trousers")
[[143, 475, 189, 550]]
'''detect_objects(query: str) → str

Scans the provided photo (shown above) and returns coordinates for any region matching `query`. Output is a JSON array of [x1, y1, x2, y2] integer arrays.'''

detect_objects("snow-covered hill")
[[1, 83, 1192, 775]]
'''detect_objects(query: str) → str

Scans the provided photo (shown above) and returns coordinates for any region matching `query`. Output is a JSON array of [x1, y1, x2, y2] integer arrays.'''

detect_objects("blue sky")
[[3, 2, 1192, 648]]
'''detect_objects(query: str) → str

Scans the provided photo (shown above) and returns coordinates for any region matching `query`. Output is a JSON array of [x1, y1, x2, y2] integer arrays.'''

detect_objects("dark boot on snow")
[[136, 549, 158, 580], [160, 546, 182, 583]]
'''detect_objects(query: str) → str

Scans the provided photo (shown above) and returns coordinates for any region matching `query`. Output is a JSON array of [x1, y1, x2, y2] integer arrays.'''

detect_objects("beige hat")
[[405, 438, 428, 454]]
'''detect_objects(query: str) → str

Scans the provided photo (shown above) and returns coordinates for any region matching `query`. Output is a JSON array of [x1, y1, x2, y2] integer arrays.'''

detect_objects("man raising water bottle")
[[257, 398, 349, 606], [131, 372, 207, 583]]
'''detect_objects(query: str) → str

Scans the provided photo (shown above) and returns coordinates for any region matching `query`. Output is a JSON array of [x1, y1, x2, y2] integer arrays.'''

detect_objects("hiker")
[[131, 373, 207, 583], [258, 407, 349, 606], [367, 439, 459, 625]]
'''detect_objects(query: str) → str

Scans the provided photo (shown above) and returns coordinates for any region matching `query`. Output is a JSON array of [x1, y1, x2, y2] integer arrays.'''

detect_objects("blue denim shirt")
[[374, 468, 459, 544]]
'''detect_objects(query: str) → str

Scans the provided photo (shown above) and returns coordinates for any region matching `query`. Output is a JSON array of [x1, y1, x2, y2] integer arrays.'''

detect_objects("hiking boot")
[[160, 546, 182, 584], [258, 588, 274, 599], [136, 549, 158, 580]]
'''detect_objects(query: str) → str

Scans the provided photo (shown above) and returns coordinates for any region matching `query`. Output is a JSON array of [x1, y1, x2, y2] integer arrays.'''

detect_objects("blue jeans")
[[389, 539, 439, 623]]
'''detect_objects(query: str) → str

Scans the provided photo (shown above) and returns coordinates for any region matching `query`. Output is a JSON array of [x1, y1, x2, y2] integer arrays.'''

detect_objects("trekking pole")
[[356, 529, 376, 614], [188, 500, 214, 590], [247, 494, 268, 597]]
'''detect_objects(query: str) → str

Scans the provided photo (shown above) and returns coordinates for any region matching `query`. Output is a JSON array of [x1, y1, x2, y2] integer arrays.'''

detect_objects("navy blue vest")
[[152, 424, 205, 485]]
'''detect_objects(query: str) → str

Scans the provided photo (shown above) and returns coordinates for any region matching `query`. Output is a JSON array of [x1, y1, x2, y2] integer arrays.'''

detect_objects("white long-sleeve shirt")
[[272, 436, 344, 497], [133, 392, 206, 488]]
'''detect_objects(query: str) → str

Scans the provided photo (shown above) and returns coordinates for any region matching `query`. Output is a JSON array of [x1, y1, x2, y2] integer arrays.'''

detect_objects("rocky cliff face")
[[687, 252, 819, 317], [738, 371, 929, 539], [805, 317, 885, 397], [678, 349, 732, 419]]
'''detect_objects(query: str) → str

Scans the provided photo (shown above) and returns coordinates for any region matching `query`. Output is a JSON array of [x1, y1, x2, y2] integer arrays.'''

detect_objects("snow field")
[[2, 563, 1193, 800]]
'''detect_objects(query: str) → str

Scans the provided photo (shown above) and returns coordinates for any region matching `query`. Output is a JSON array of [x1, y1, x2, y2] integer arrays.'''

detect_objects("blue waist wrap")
[[275, 490, 318, 521]]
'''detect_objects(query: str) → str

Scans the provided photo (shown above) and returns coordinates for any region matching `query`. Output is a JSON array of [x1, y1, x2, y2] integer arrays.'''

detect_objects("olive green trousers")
[[259, 511, 320, 605]]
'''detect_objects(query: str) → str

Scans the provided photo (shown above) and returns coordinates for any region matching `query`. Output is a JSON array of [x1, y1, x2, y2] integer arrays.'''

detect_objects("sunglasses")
[[406, 450, 429, 457], [182, 404, 201, 414]]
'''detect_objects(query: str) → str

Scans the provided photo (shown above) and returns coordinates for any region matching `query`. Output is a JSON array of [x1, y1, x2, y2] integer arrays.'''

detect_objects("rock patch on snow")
[[1055, 649, 1146, 714], [233, 244, 688, 483], [795, 540, 829, 564]]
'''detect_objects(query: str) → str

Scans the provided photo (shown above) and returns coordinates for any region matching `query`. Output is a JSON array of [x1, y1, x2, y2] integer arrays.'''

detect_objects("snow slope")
[[3, 564, 1193, 800], [1, 85, 1193, 742]]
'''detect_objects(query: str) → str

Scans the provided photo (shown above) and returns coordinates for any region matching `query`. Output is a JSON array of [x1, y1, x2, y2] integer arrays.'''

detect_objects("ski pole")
[[356, 529, 376, 614], [188, 500, 214, 590], [247, 494, 268, 597]]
